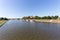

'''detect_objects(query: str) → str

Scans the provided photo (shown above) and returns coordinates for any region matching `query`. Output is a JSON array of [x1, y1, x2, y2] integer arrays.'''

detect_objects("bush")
[[22, 16, 59, 19], [0, 17, 8, 20]]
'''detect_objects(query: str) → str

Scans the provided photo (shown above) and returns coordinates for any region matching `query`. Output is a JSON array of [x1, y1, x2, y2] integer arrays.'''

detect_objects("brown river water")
[[0, 20, 60, 40]]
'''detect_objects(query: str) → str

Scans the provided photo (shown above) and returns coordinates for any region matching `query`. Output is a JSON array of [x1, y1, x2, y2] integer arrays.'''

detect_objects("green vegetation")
[[0, 17, 8, 20], [22, 16, 59, 19], [0, 17, 8, 27], [0, 20, 7, 27]]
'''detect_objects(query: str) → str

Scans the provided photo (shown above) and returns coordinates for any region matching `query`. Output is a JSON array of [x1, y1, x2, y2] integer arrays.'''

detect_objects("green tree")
[[51, 16, 58, 19], [34, 16, 41, 19]]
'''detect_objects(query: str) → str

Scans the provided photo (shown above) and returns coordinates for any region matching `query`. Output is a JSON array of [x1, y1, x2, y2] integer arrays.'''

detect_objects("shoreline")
[[0, 20, 8, 27], [23, 19, 60, 24], [34, 19, 60, 24]]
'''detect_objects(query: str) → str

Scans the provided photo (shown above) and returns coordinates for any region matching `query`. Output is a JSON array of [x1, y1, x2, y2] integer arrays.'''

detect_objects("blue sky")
[[0, 0, 60, 18]]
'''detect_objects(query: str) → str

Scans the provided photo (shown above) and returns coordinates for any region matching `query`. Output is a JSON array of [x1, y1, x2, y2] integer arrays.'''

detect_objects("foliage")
[[0, 17, 8, 20], [22, 16, 59, 19], [34, 16, 41, 19]]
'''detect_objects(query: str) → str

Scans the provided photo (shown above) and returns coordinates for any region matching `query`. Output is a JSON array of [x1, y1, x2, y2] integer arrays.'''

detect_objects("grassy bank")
[[0, 20, 7, 27]]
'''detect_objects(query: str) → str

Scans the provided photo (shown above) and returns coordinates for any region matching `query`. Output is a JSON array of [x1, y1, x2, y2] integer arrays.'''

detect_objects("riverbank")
[[0, 20, 7, 27], [34, 19, 60, 23], [23, 19, 60, 23]]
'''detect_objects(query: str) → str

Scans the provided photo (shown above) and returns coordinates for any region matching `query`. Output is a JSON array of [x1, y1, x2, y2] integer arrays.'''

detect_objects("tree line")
[[22, 16, 59, 19], [0, 17, 8, 20]]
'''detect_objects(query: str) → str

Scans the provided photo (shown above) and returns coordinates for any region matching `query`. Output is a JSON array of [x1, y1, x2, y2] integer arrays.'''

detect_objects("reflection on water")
[[25, 20, 34, 22], [0, 20, 60, 40]]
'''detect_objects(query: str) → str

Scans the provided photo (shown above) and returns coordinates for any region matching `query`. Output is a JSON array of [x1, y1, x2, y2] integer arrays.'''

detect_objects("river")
[[0, 20, 60, 40]]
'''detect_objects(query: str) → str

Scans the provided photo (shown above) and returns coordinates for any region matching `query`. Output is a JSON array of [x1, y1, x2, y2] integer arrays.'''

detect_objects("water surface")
[[0, 20, 60, 40]]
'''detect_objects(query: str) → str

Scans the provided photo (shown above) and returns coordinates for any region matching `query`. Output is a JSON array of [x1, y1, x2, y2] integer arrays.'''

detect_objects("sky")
[[0, 0, 60, 18]]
